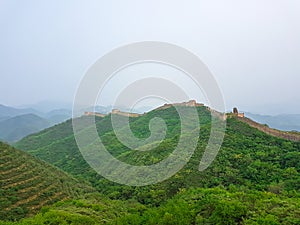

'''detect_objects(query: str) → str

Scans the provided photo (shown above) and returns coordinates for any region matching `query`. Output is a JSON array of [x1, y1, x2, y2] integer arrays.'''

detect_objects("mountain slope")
[[15, 106, 300, 205], [0, 142, 93, 221], [0, 114, 52, 143]]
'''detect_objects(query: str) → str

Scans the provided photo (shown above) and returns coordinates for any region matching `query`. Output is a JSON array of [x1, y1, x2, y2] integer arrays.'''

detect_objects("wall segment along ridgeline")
[[83, 101, 300, 142], [236, 116, 300, 142]]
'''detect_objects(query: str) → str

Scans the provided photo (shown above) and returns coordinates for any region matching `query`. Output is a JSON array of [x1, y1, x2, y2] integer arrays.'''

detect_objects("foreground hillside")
[[0, 142, 93, 221], [1, 186, 300, 225]]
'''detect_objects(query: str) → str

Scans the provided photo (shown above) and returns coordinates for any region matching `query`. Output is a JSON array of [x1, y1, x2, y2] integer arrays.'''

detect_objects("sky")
[[0, 0, 299, 114]]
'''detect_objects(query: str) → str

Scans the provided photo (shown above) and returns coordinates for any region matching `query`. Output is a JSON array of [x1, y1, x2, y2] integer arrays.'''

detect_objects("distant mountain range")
[[245, 112, 300, 132], [0, 104, 72, 143], [0, 102, 299, 143], [0, 103, 121, 143], [0, 114, 51, 143], [0, 104, 42, 118]]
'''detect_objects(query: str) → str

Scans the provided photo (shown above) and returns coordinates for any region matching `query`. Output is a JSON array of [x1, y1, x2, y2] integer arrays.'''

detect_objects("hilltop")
[[0, 142, 93, 221]]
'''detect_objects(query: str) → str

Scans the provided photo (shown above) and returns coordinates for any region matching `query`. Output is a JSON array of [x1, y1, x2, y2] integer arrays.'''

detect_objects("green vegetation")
[[0, 105, 298, 224], [15, 107, 300, 201], [0, 193, 146, 225], [115, 187, 300, 225], [1, 187, 299, 224], [0, 142, 93, 221]]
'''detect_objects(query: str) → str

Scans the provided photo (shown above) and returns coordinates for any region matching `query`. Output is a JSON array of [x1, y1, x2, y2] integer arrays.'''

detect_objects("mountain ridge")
[[82, 101, 300, 142], [236, 116, 300, 142]]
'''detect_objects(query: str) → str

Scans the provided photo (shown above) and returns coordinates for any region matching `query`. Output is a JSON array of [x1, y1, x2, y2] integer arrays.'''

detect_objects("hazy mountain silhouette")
[[246, 112, 300, 131]]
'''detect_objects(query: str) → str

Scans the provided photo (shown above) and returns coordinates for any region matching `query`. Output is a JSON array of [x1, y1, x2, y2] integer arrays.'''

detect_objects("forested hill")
[[0, 142, 93, 221], [15, 106, 300, 203]]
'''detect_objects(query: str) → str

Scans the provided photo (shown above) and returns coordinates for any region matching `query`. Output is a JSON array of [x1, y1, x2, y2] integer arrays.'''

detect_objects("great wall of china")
[[236, 117, 300, 142], [84, 109, 142, 118], [154, 100, 204, 110], [227, 107, 300, 141], [84, 100, 300, 142], [84, 100, 203, 118]]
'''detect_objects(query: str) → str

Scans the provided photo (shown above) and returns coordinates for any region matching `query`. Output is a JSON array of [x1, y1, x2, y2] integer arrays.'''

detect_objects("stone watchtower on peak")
[[233, 107, 244, 118]]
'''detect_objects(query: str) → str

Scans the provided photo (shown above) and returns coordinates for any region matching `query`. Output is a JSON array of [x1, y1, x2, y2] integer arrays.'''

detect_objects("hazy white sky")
[[0, 0, 299, 114]]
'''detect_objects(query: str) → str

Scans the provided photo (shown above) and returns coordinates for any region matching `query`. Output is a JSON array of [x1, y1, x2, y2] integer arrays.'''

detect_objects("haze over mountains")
[[245, 112, 300, 132], [0, 104, 71, 143], [0, 101, 299, 144], [0, 102, 155, 143]]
